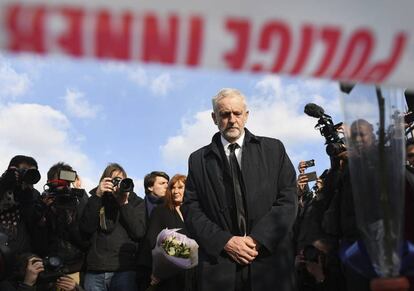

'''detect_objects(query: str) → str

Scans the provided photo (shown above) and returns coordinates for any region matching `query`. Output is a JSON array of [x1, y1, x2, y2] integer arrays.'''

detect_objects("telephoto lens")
[[112, 178, 134, 193]]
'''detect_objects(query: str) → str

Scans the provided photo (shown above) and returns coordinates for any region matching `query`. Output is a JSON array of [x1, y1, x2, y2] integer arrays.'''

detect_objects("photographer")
[[0, 155, 41, 280], [297, 160, 312, 194], [294, 160, 316, 251], [321, 119, 377, 291], [302, 103, 351, 241], [80, 163, 146, 291], [32, 162, 89, 286], [296, 239, 345, 291], [1, 253, 81, 291], [294, 163, 346, 291]]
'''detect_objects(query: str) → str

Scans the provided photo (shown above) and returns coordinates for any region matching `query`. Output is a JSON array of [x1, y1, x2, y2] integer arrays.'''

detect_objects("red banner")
[[0, 1, 413, 88]]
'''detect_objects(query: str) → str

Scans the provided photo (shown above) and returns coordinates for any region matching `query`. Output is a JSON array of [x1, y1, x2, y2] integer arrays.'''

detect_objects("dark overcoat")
[[182, 129, 298, 291]]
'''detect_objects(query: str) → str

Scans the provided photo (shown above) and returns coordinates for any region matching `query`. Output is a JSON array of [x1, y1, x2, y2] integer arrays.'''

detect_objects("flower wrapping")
[[151, 228, 198, 280]]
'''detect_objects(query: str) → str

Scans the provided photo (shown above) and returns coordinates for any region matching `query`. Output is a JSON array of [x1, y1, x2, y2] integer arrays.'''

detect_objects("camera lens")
[[22, 169, 41, 185], [47, 256, 63, 268], [112, 177, 122, 187], [119, 178, 134, 192]]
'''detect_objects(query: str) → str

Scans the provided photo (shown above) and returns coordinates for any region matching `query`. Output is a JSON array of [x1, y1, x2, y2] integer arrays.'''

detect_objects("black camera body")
[[303, 245, 324, 263], [112, 177, 134, 193], [37, 256, 68, 283], [43, 169, 84, 209], [304, 103, 346, 157], [304, 159, 315, 168], [0, 169, 41, 207], [46, 187, 84, 209], [1, 168, 41, 190], [314, 115, 344, 156]]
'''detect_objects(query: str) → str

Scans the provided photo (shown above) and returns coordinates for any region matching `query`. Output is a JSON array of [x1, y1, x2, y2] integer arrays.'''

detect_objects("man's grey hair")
[[212, 88, 248, 113]]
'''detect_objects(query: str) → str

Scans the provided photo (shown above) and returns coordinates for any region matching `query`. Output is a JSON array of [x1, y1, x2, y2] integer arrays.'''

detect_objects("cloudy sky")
[[0, 52, 345, 196]]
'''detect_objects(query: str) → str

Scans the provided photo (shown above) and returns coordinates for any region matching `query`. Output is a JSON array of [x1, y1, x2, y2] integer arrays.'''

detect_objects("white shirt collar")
[[220, 132, 245, 151]]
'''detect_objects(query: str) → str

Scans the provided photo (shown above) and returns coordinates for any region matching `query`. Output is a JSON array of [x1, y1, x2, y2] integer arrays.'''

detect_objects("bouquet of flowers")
[[151, 228, 198, 280], [161, 236, 191, 259]]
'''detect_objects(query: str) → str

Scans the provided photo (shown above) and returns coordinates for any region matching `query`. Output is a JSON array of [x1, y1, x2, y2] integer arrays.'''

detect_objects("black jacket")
[[182, 129, 298, 291], [142, 206, 192, 291], [30, 189, 89, 273], [80, 190, 146, 271]]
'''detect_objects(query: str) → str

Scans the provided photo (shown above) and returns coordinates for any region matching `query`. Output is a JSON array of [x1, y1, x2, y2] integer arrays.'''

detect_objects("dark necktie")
[[228, 143, 247, 235]]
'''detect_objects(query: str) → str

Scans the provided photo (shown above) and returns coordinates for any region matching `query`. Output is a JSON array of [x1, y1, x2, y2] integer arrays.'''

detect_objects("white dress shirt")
[[221, 132, 245, 169]]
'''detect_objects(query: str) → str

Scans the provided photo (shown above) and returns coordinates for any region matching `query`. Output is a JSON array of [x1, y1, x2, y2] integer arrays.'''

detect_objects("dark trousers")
[[235, 264, 251, 291]]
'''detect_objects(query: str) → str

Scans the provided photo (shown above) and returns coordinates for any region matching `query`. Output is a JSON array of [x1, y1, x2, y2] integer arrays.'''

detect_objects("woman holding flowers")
[[143, 174, 194, 291]]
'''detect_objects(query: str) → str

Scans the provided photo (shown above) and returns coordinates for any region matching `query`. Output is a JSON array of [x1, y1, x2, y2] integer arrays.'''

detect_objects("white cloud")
[[63, 88, 100, 119], [0, 103, 97, 192], [249, 76, 341, 143], [0, 58, 31, 100], [128, 68, 174, 96], [102, 62, 174, 96], [127, 67, 148, 87], [150, 73, 173, 96], [254, 75, 283, 100], [160, 75, 341, 169], [161, 111, 216, 166]]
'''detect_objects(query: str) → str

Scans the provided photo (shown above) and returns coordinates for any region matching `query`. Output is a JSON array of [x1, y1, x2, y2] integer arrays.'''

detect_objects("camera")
[[303, 171, 317, 182], [304, 103, 346, 156], [304, 159, 315, 168], [0, 168, 41, 205], [1, 168, 41, 189], [303, 245, 323, 263], [51, 188, 84, 209], [43, 169, 84, 209], [112, 177, 134, 193], [36, 255, 68, 283]]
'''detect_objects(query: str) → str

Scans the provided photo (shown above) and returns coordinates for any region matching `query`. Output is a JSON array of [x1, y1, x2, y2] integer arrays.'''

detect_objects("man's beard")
[[223, 127, 241, 140]]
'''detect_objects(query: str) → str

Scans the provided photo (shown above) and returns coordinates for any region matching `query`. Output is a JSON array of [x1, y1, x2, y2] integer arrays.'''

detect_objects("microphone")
[[304, 103, 325, 118]]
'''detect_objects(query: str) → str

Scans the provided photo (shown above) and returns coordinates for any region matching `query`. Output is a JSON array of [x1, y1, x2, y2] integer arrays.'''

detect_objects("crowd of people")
[[0, 88, 413, 291], [294, 119, 414, 291]]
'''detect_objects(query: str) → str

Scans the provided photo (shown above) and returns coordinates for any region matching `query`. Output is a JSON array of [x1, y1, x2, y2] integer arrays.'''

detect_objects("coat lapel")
[[204, 133, 233, 231], [241, 129, 261, 231]]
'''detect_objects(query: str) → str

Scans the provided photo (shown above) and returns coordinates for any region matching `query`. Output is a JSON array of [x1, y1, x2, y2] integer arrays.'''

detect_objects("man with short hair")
[[81, 163, 145, 291], [143, 171, 169, 219], [34, 162, 89, 270], [182, 88, 297, 291], [137, 171, 169, 290]]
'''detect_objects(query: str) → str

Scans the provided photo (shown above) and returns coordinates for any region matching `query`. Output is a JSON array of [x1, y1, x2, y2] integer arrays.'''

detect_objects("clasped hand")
[[224, 236, 259, 265]]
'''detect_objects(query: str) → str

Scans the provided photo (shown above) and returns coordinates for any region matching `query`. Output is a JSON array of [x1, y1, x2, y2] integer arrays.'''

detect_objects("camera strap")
[[47, 179, 70, 187], [99, 207, 107, 230]]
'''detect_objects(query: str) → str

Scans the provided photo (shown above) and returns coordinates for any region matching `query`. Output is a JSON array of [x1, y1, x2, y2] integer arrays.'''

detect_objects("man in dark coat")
[[182, 88, 298, 291]]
